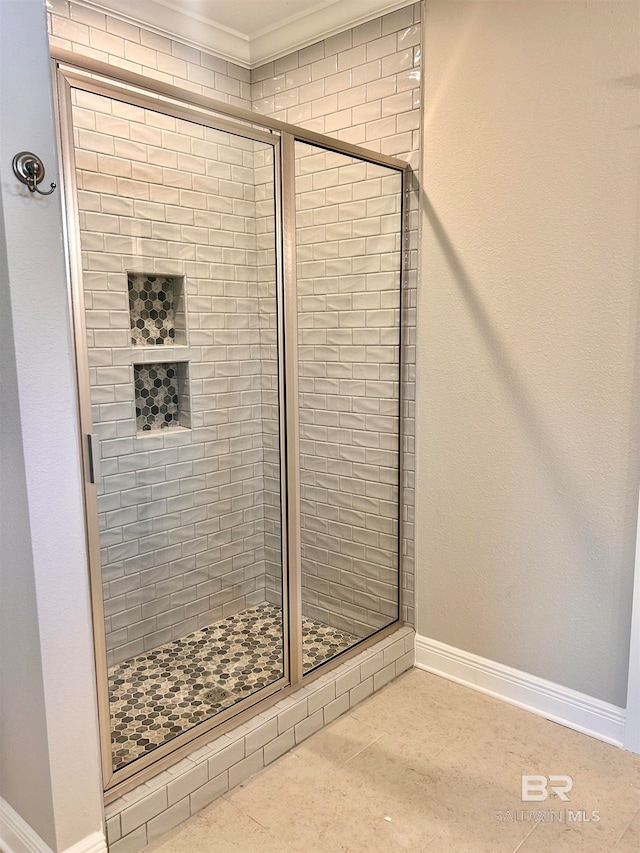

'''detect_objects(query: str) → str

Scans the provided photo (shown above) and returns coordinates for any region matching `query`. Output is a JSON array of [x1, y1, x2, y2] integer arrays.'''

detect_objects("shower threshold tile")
[[108, 603, 357, 770]]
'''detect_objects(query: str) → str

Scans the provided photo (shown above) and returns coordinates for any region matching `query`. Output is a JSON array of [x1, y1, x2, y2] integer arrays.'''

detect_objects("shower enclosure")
[[53, 51, 406, 794]]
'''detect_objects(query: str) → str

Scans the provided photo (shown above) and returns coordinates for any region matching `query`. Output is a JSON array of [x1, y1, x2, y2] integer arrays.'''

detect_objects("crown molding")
[[74, 0, 252, 66], [74, 0, 416, 69], [250, 0, 415, 66]]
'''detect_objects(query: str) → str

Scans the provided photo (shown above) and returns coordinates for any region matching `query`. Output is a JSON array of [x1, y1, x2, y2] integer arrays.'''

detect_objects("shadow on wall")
[[420, 192, 636, 577], [608, 73, 640, 90]]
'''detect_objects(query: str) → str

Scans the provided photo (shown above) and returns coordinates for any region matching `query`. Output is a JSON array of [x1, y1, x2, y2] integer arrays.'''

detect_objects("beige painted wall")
[[417, 0, 640, 707]]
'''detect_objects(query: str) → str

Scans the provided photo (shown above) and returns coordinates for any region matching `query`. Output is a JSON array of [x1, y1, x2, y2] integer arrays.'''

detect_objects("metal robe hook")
[[12, 152, 57, 196]]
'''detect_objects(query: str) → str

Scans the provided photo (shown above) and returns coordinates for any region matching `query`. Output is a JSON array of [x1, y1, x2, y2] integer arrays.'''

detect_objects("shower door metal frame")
[[52, 50, 408, 799], [54, 67, 292, 793]]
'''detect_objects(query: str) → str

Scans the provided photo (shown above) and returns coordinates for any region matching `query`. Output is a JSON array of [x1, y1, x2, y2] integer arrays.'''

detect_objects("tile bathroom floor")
[[109, 603, 357, 769], [147, 668, 640, 853]]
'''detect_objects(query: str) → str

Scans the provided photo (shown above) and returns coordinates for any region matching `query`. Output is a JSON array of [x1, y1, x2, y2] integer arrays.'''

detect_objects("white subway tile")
[[323, 29, 353, 57], [109, 825, 146, 853], [105, 15, 140, 42], [293, 708, 323, 743], [107, 100, 142, 124], [298, 42, 325, 66], [352, 17, 383, 46], [47, 0, 70, 16], [200, 52, 228, 74], [373, 661, 396, 691], [274, 52, 298, 74], [311, 55, 338, 81], [120, 788, 167, 835], [395, 649, 415, 676], [124, 41, 157, 68], [51, 14, 89, 42], [88, 27, 124, 57], [382, 5, 414, 34], [337, 44, 367, 72], [307, 681, 336, 714], [381, 90, 414, 117], [228, 749, 264, 788], [337, 84, 367, 110], [299, 79, 327, 105], [139, 29, 172, 54], [263, 728, 295, 765], [189, 771, 229, 814], [323, 691, 349, 724], [95, 154, 133, 178]]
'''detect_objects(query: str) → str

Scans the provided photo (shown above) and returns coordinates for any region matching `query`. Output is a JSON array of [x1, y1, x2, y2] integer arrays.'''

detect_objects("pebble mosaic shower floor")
[[108, 603, 357, 769]]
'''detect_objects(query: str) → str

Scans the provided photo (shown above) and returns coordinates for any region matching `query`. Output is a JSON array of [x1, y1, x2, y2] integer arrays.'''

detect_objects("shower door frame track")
[[51, 50, 408, 799]]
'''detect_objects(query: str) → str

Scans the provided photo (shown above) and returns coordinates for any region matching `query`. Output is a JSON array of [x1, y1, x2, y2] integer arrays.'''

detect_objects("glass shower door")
[[293, 141, 403, 671], [64, 79, 286, 776]]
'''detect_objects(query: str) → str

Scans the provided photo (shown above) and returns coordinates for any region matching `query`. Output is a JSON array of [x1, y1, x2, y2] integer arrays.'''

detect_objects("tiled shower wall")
[[49, 0, 278, 666], [48, 0, 419, 646], [295, 144, 402, 637], [71, 85, 281, 665], [254, 148, 283, 606], [251, 4, 420, 628], [48, 0, 253, 109]]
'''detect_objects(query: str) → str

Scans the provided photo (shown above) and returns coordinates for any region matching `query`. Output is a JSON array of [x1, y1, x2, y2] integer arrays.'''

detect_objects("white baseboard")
[[414, 634, 626, 747], [62, 833, 107, 853], [0, 798, 53, 853], [0, 799, 106, 853]]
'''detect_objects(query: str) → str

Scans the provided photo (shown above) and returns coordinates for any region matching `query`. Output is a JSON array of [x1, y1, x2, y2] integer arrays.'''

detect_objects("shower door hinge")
[[87, 433, 100, 484]]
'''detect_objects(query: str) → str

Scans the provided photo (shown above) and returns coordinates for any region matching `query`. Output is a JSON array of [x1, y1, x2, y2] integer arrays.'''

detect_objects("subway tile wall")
[[70, 85, 282, 665], [295, 143, 403, 638], [47, 0, 252, 109], [48, 0, 419, 654], [49, 1, 287, 666], [251, 4, 420, 627], [254, 148, 283, 605]]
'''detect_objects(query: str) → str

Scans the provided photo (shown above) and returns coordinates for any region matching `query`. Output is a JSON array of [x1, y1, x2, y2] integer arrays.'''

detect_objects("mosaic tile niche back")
[[134, 363, 181, 432], [128, 273, 184, 346]]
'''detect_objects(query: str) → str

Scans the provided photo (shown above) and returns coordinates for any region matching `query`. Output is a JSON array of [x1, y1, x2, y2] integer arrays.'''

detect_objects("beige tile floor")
[[150, 668, 640, 853]]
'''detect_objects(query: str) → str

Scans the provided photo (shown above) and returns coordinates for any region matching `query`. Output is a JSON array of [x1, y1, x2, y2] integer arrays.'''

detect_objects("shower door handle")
[[87, 433, 101, 484]]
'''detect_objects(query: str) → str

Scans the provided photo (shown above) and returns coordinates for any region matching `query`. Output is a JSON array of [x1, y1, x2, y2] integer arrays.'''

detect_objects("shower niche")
[[133, 362, 189, 432], [57, 61, 405, 795], [128, 273, 186, 347], [128, 274, 190, 433]]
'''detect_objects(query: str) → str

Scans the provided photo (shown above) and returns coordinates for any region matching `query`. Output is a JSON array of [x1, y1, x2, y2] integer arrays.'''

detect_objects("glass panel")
[[294, 141, 402, 671], [69, 87, 284, 771]]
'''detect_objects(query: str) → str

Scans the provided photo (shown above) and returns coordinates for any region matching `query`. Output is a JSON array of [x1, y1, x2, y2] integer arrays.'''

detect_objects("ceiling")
[[81, 0, 416, 68]]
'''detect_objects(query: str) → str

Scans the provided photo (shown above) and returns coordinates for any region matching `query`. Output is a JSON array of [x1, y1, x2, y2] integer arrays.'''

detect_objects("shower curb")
[[104, 626, 415, 851]]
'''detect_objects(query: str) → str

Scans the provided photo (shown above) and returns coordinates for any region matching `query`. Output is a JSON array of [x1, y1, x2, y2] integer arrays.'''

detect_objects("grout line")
[[340, 732, 386, 767], [512, 820, 539, 852], [613, 805, 640, 847]]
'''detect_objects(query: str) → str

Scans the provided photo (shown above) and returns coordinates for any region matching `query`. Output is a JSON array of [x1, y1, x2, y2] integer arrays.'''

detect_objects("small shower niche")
[[134, 361, 190, 433], [128, 272, 186, 346]]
